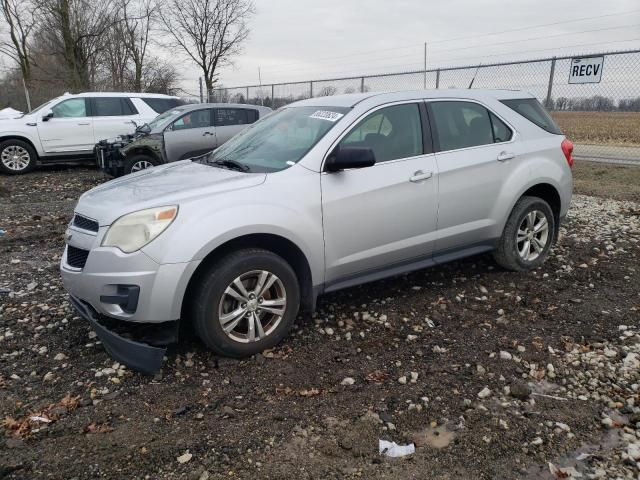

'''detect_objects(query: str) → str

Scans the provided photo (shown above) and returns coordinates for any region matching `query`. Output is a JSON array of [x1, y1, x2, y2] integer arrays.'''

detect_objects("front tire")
[[192, 249, 300, 358], [124, 154, 158, 175], [0, 139, 37, 175], [493, 196, 555, 271]]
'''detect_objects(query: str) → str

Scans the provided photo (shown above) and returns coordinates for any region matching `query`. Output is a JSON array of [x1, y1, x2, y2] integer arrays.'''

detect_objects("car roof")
[[291, 89, 536, 108], [175, 103, 272, 113], [67, 92, 179, 99]]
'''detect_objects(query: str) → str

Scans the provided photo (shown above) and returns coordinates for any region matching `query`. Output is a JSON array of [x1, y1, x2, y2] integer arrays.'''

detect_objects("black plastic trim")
[[323, 240, 497, 293], [68, 295, 168, 375], [100, 285, 140, 314]]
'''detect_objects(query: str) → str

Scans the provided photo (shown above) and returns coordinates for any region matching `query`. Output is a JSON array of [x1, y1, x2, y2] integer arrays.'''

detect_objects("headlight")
[[102, 206, 178, 253]]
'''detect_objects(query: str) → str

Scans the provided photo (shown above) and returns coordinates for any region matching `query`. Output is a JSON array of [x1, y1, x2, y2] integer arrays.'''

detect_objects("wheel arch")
[[509, 182, 562, 243], [181, 233, 315, 322], [0, 135, 40, 159], [123, 146, 160, 162]]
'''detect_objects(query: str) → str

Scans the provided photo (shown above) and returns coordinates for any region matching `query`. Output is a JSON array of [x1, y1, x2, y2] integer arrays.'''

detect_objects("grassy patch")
[[573, 161, 640, 202]]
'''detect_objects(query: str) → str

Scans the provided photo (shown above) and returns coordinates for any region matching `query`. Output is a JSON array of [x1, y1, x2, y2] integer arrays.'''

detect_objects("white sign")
[[309, 110, 344, 122], [568, 56, 604, 84]]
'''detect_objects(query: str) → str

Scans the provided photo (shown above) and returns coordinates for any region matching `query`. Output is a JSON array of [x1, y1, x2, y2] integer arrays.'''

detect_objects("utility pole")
[[258, 67, 264, 106], [22, 76, 31, 111], [199, 77, 203, 103], [423, 42, 427, 89]]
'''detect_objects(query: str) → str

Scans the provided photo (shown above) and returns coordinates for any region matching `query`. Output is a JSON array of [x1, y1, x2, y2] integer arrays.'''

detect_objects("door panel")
[[90, 97, 141, 142], [322, 155, 438, 284], [37, 98, 94, 153], [427, 100, 518, 253], [321, 102, 438, 285], [163, 109, 216, 161]]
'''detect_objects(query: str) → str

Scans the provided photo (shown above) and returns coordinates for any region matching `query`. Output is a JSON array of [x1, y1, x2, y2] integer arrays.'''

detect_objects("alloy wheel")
[[217, 270, 287, 343], [130, 160, 153, 172], [1, 145, 31, 171], [517, 210, 549, 261]]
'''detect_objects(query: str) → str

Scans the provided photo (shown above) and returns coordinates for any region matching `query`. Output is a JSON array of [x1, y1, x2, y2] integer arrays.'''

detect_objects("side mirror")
[[325, 146, 376, 172], [42, 110, 53, 121]]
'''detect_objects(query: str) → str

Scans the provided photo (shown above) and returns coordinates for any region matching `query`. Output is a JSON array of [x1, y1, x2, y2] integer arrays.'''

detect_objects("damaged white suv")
[[61, 89, 573, 373]]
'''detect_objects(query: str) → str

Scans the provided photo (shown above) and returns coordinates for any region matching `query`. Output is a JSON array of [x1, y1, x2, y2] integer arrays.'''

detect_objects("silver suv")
[[61, 89, 573, 373]]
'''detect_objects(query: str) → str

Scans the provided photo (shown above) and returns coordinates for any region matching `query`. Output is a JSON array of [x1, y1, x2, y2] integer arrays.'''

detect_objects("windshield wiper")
[[209, 158, 251, 172]]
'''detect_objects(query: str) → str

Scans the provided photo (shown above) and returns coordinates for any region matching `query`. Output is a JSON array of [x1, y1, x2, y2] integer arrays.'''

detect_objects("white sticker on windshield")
[[310, 110, 344, 122]]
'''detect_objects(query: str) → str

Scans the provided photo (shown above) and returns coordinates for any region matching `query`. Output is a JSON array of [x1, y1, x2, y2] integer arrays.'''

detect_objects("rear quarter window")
[[501, 98, 562, 135], [141, 98, 186, 114]]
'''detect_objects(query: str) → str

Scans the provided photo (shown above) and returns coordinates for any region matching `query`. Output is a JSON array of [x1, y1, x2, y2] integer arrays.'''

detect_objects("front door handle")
[[410, 170, 433, 183], [497, 151, 516, 162], [77, 122, 90, 126], [202, 131, 213, 136]]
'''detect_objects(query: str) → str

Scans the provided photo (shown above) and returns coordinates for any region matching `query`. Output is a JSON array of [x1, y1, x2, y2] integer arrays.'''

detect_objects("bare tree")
[[101, 17, 130, 90], [0, 0, 37, 87], [36, 0, 115, 90], [119, 0, 156, 92], [160, 0, 254, 94]]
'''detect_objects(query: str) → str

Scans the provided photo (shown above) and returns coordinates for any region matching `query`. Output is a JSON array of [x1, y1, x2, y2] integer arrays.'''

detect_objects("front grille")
[[73, 214, 99, 232], [66, 245, 90, 269]]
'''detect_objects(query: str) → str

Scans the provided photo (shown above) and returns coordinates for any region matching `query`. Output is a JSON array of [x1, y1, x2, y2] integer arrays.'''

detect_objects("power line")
[[261, 36, 640, 83], [258, 8, 640, 73], [430, 23, 640, 55], [259, 23, 639, 80], [258, 39, 640, 85]]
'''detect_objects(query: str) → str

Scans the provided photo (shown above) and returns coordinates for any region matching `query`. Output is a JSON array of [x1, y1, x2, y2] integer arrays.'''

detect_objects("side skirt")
[[320, 240, 497, 296]]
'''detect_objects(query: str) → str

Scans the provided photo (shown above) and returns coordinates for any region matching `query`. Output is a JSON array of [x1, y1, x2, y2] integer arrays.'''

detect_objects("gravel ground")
[[1, 166, 639, 480]]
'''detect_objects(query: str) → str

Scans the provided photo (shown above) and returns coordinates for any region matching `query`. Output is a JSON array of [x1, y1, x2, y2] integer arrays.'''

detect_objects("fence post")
[[360, 77, 365, 93], [310, 81, 314, 97], [271, 84, 275, 105], [246, 86, 249, 103], [435, 69, 440, 89], [545, 57, 556, 108]]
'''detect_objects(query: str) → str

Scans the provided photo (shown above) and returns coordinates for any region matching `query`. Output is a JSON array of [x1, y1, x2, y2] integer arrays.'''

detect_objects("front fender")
[[141, 168, 325, 285]]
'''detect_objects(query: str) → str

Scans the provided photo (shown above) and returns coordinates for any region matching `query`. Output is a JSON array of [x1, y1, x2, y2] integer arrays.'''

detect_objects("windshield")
[[147, 107, 188, 130], [205, 106, 350, 172], [28, 99, 55, 115]]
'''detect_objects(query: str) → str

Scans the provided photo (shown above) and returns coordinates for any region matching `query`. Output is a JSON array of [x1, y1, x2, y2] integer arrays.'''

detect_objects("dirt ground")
[[1, 164, 639, 479]]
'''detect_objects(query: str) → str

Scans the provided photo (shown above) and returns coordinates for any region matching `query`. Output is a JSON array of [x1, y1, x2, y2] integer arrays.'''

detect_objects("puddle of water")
[[411, 425, 457, 449]]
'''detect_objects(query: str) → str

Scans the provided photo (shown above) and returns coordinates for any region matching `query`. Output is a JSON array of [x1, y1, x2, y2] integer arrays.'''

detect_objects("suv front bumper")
[[60, 224, 199, 372]]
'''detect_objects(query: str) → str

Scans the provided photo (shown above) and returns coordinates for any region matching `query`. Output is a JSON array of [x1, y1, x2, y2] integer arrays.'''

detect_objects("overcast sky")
[[176, 0, 640, 94]]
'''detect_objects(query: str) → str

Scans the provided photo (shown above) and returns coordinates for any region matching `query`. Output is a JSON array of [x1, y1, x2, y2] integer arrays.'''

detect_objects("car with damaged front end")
[[62, 89, 573, 374]]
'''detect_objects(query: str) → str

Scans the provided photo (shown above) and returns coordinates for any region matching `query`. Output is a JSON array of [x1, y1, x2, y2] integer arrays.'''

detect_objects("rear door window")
[[429, 101, 494, 152], [489, 112, 513, 143], [142, 97, 185, 114], [500, 98, 562, 134], [91, 97, 137, 116], [339, 103, 423, 162], [215, 108, 251, 126]]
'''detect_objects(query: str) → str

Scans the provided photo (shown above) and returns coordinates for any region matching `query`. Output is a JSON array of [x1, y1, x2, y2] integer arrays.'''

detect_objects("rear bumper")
[[69, 295, 171, 374]]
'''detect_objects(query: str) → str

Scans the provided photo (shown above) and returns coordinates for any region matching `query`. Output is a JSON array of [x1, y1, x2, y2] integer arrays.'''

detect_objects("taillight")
[[561, 138, 574, 168]]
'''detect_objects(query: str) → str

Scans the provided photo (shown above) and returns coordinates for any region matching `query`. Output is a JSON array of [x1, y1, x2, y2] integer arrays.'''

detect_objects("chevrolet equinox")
[[60, 89, 573, 373]]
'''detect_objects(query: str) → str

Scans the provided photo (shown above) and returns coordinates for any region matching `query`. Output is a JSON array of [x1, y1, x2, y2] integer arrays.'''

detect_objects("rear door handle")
[[497, 151, 516, 162], [77, 122, 90, 126], [410, 170, 433, 183]]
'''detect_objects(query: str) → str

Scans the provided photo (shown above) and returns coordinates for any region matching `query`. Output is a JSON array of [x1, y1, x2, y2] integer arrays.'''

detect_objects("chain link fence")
[[210, 49, 640, 164]]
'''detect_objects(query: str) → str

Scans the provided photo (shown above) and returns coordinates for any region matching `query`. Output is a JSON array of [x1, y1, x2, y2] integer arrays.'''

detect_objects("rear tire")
[[192, 248, 300, 358], [493, 196, 555, 272], [124, 154, 158, 175], [0, 139, 37, 175]]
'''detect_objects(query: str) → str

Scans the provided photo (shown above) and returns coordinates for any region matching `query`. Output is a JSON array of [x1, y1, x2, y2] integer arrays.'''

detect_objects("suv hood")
[[76, 160, 266, 225]]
